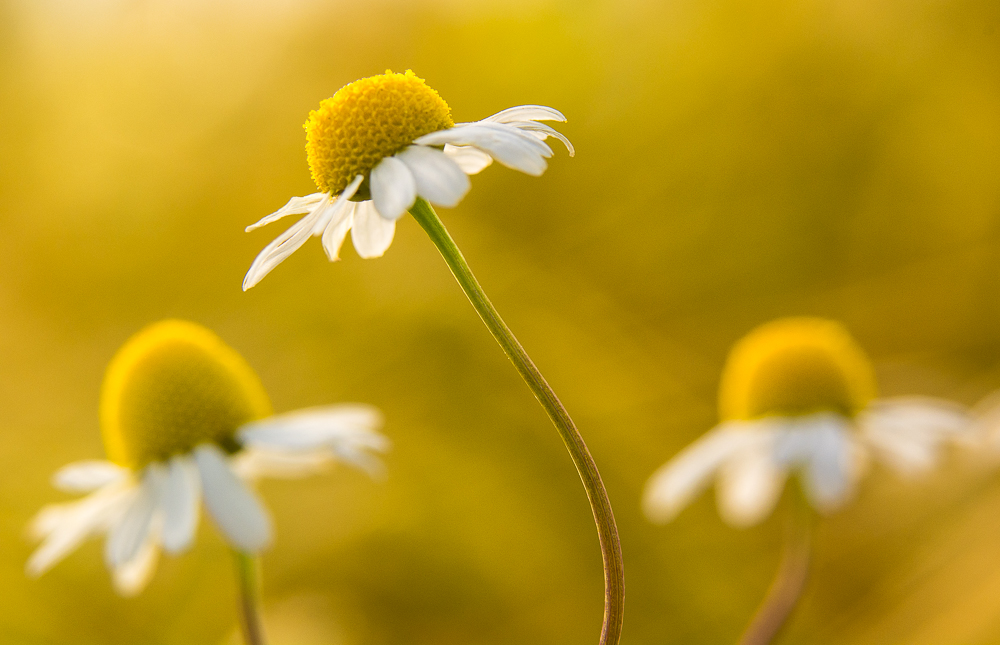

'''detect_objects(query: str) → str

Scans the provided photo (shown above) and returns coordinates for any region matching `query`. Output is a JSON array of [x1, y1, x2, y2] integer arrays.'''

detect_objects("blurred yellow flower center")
[[305, 69, 454, 195], [100, 320, 272, 469], [718, 317, 876, 421]]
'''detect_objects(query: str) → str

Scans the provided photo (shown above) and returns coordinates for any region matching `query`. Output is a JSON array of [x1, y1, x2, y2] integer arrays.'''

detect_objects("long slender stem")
[[232, 550, 267, 645], [737, 496, 812, 645], [409, 198, 625, 645]]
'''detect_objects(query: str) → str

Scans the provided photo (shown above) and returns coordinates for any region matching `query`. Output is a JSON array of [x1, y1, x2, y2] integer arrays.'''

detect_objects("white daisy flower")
[[643, 317, 972, 528], [242, 69, 573, 290], [27, 320, 389, 596]]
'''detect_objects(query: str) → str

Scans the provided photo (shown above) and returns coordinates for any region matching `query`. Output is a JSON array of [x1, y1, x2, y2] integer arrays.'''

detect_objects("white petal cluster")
[[643, 397, 971, 528], [243, 105, 573, 290], [27, 405, 388, 595]]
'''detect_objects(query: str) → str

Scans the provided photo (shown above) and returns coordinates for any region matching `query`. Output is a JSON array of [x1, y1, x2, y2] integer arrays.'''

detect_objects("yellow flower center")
[[718, 317, 876, 421], [305, 69, 454, 196], [100, 320, 272, 469]]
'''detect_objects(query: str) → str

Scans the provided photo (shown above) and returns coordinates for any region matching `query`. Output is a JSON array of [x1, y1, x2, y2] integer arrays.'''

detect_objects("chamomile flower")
[[27, 320, 388, 596], [643, 317, 971, 527], [242, 69, 573, 290]]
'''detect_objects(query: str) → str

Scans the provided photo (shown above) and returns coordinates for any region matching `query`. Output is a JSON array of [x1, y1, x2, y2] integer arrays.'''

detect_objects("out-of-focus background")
[[1, 0, 999, 643]]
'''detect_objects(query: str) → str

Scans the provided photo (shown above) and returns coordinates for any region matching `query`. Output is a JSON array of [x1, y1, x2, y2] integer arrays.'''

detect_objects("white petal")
[[419, 122, 554, 156], [238, 405, 390, 479], [52, 461, 128, 493], [370, 156, 417, 221], [104, 465, 163, 568], [27, 505, 70, 541], [396, 146, 471, 208], [859, 397, 972, 476], [971, 390, 1000, 447], [327, 445, 387, 479], [505, 120, 575, 156], [642, 422, 770, 524], [245, 193, 325, 232], [309, 177, 362, 236], [232, 448, 332, 481], [771, 413, 859, 512], [160, 455, 201, 554], [26, 481, 135, 577], [716, 443, 786, 528], [239, 404, 385, 449], [799, 418, 858, 511], [242, 203, 326, 291], [443, 144, 493, 174], [350, 201, 396, 259], [112, 519, 161, 596], [482, 105, 567, 124], [415, 124, 551, 176], [321, 202, 355, 261], [194, 444, 272, 552], [243, 176, 363, 291]]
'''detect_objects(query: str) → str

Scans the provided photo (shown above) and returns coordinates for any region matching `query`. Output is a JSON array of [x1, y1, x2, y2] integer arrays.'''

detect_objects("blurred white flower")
[[26, 320, 388, 596], [643, 318, 972, 527], [242, 70, 573, 290]]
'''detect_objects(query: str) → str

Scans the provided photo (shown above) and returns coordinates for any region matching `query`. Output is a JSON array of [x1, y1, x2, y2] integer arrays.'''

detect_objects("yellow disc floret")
[[718, 317, 877, 421], [100, 320, 272, 469], [305, 69, 454, 195]]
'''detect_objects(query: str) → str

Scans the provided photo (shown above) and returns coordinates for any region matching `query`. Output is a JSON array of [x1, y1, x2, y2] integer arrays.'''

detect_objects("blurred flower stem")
[[409, 197, 625, 645], [233, 551, 267, 645], [737, 495, 812, 645]]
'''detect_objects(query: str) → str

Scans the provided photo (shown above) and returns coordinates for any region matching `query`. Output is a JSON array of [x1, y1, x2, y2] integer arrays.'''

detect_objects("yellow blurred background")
[[1, 0, 999, 643]]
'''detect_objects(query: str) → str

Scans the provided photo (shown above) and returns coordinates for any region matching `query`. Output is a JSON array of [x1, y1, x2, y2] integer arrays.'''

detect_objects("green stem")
[[737, 495, 812, 645], [409, 197, 625, 645], [232, 550, 267, 645]]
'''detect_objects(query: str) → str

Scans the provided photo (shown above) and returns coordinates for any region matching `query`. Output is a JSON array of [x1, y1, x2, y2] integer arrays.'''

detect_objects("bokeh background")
[[1, 0, 999, 643]]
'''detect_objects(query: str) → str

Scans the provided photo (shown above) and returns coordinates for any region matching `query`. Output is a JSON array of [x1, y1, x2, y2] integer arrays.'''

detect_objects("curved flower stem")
[[737, 496, 812, 645], [409, 197, 625, 645], [232, 550, 267, 645]]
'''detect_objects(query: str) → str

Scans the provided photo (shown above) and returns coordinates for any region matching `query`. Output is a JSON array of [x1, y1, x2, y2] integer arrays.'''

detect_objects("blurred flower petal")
[[716, 441, 785, 527], [104, 465, 163, 568], [112, 523, 161, 597], [53, 461, 128, 493], [859, 397, 972, 476], [26, 483, 134, 577], [160, 455, 201, 554], [643, 421, 769, 524], [194, 444, 272, 553]]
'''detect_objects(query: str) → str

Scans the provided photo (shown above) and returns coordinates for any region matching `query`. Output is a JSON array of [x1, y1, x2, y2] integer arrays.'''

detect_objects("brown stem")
[[737, 499, 812, 645]]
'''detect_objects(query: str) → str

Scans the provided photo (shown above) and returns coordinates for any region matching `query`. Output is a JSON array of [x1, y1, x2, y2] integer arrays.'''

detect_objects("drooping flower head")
[[28, 320, 388, 595], [718, 317, 876, 422], [100, 319, 272, 469], [304, 70, 454, 198], [243, 70, 573, 290], [644, 317, 970, 527]]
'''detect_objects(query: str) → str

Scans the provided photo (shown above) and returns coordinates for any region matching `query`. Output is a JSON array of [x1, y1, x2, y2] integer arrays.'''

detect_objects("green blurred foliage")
[[1, 0, 999, 643]]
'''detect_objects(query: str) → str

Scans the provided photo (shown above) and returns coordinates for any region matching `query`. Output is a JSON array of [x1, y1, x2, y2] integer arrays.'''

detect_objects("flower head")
[[243, 69, 574, 290], [719, 317, 876, 421], [27, 320, 388, 595], [305, 70, 454, 196], [643, 317, 971, 527], [100, 319, 272, 469]]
